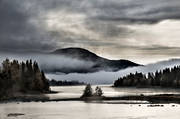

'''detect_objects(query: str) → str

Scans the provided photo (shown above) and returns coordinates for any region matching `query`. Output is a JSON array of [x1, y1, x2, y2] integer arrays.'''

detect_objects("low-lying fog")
[[1, 52, 180, 84], [46, 59, 180, 84], [0, 52, 95, 72]]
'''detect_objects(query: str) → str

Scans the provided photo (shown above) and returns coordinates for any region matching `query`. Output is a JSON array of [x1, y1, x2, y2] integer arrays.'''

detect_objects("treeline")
[[49, 79, 85, 86], [0, 59, 50, 99], [114, 66, 180, 88]]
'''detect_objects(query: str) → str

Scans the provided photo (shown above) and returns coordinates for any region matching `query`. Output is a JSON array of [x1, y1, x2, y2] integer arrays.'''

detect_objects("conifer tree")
[[81, 84, 93, 97], [0, 59, 50, 99], [95, 86, 103, 96]]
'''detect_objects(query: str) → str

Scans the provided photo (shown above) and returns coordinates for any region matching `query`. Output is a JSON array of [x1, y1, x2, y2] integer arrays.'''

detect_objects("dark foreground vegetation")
[[114, 66, 180, 88], [0, 59, 50, 100], [49, 79, 85, 86], [81, 84, 104, 100]]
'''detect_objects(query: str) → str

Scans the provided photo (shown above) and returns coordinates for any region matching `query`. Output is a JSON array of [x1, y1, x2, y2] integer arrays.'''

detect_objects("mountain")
[[49, 47, 140, 73]]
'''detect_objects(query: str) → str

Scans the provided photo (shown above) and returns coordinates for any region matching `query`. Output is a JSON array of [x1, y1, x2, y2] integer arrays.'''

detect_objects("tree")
[[81, 84, 93, 98], [0, 59, 50, 99], [95, 86, 103, 96], [0, 71, 14, 99], [114, 65, 180, 88], [2, 59, 10, 73], [41, 71, 50, 91]]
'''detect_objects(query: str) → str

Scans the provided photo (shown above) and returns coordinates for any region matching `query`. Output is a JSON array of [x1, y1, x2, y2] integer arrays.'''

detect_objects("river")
[[1, 85, 180, 119]]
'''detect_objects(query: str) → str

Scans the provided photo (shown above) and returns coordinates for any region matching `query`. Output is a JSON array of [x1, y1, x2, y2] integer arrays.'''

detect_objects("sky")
[[0, 0, 180, 64]]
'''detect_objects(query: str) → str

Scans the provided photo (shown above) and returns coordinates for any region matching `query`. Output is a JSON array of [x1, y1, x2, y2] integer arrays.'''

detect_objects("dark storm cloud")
[[32, 0, 180, 24], [90, 0, 180, 24], [0, 0, 56, 51], [37, 0, 180, 49], [0, 0, 180, 55]]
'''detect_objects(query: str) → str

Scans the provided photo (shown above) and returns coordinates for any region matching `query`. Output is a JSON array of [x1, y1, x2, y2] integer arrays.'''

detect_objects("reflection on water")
[[46, 85, 180, 99], [1, 86, 180, 119], [0, 101, 180, 119]]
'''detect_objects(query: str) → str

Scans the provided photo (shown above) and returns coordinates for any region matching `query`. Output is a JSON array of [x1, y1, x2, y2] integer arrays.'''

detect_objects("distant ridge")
[[49, 47, 140, 73], [52, 48, 99, 61]]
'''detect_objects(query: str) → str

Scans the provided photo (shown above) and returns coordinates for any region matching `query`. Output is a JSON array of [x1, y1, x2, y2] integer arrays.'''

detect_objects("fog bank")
[[47, 59, 180, 84]]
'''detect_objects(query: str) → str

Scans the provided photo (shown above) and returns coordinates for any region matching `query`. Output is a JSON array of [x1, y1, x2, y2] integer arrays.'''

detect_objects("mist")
[[47, 59, 180, 84], [1, 52, 180, 84], [0, 52, 95, 73]]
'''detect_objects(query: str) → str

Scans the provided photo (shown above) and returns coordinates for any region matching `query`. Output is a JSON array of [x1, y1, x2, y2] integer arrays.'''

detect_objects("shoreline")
[[1, 94, 180, 104]]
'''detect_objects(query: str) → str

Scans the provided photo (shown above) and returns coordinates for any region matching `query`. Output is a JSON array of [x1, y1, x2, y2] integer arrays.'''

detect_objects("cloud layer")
[[0, 0, 180, 63]]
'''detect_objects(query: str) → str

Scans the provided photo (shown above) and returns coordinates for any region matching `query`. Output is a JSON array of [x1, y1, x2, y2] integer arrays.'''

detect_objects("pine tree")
[[0, 59, 50, 99], [114, 65, 180, 88], [95, 86, 103, 96], [41, 71, 50, 92], [81, 84, 93, 97]]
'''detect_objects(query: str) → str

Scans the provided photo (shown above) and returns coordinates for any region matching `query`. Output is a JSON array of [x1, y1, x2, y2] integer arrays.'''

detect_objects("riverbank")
[[104, 94, 180, 103], [1, 94, 180, 104]]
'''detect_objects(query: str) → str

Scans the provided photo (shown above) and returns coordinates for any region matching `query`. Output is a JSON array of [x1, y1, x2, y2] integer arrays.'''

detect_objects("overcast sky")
[[0, 0, 180, 64]]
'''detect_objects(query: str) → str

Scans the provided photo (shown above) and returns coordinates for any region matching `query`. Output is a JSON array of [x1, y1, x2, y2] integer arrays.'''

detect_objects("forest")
[[49, 79, 85, 86], [0, 59, 50, 99], [114, 66, 180, 88]]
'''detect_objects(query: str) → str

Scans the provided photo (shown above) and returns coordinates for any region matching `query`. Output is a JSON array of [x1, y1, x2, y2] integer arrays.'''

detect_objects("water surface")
[[47, 85, 180, 99], [1, 85, 180, 119], [0, 101, 180, 119]]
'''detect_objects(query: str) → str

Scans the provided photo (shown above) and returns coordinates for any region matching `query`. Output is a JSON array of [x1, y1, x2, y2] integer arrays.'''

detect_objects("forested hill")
[[50, 47, 140, 73], [114, 66, 180, 88], [0, 59, 50, 100]]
